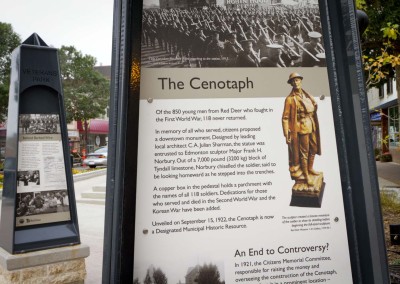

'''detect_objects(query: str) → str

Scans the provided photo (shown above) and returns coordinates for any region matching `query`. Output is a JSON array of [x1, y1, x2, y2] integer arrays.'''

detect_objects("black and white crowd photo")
[[141, 0, 325, 68], [15, 190, 70, 218], [19, 114, 61, 135], [17, 170, 40, 187]]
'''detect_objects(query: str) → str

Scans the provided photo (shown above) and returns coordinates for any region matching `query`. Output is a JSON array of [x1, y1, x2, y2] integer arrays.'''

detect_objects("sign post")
[[103, 0, 389, 283], [0, 34, 81, 254]]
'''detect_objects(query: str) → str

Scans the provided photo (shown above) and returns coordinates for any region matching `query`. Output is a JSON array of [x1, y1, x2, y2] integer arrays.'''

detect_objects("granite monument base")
[[0, 244, 89, 283]]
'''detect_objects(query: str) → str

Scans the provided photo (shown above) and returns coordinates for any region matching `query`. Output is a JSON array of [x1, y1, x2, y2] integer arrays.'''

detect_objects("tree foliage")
[[197, 263, 222, 284], [59, 45, 109, 150], [356, 0, 400, 152], [0, 22, 21, 122], [357, 0, 400, 43], [59, 45, 109, 123], [357, 0, 400, 88]]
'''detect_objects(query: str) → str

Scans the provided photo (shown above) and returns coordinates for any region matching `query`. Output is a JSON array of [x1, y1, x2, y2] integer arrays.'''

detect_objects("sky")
[[1, 0, 114, 66]]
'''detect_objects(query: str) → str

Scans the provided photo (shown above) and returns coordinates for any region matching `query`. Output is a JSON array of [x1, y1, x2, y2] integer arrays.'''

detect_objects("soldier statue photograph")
[[282, 72, 324, 207]]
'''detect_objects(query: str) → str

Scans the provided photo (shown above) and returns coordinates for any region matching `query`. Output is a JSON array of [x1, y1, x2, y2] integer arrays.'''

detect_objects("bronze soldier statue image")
[[282, 72, 325, 207]]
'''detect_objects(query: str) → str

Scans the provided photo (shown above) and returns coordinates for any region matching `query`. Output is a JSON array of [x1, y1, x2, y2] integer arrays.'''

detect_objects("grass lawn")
[[381, 191, 400, 264]]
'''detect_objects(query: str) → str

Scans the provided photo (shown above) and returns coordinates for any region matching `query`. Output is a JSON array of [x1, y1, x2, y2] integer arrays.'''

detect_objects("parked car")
[[83, 147, 108, 168]]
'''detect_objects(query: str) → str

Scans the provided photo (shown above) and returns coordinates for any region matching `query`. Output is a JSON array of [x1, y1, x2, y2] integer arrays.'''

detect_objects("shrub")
[[380, 191, 400, 215], [71, 168, 99, 175], [380, 152, 393, 162]]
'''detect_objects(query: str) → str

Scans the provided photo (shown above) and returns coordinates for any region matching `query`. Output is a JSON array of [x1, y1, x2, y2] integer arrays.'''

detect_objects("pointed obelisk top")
[[22, 33, 48, 47]]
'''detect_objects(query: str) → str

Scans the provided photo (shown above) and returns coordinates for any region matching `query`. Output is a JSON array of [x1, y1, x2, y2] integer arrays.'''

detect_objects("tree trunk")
[[397, 65, 400, 122], [396, 65, 400, 158], [84, 119, 89, 155], [381, 108, 389, 153]]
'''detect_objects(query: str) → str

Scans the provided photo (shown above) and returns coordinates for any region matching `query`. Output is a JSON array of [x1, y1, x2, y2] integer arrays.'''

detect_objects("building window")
[[387, 78, 393, 95], [379, 85, 384, 98], [389, 106, 399, 148]]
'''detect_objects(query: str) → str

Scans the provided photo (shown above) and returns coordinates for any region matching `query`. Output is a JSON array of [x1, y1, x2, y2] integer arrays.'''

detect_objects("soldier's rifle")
[[204, 18, 213, 31], [159, 13, 166, 22], [260, 24, 300, 58], [215, 14, 222, 24], [283, 32, 319, 62], [295, 14, 311, 33], [237, 23, 248, 41], [316, 43, 325, 53], [256, 21, 272, 45], [235, 24, 260, 64], [220, 19, 230, 32], [182, 17, 189, 27], [240, 16, 250, 29], [280, 14, 291, 30], [221, 20, 243, 52], [294, 15, 325, 53], [198, 14, 207, 29]]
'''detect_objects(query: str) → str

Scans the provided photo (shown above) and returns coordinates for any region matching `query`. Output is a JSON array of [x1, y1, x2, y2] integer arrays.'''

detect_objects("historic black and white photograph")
[[17, 170, 40, 187], [19, 114, 61, 134], [15, 190, 70, 218], [141, 0, 325, 68], [134, 263, 225, 284]]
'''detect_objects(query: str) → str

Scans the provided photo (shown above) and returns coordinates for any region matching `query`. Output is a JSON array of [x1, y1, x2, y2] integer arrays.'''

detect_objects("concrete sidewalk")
[[73, 172, 106, 203], [376, 161, 400, 188], [74, 174, 106, 284]]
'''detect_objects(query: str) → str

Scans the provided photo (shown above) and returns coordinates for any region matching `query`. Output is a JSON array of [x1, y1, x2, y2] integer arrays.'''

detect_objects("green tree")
[[197, 263, 222, 284], [0, 22, 21, 122], [153, 268, 168, 284], [59, 45, 109, 152], [357, 0, 400, 88], [357, 0, 400, 151]]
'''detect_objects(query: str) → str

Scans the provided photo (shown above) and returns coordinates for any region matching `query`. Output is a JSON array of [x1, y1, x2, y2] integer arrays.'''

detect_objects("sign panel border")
[[102, 0, 389, 283]]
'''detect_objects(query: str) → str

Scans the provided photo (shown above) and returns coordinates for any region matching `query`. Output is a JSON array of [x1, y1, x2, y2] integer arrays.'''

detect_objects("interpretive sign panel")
[[16, 114, 71, 227], [133, 1, 353, 283], [102, 0, 390, 282]]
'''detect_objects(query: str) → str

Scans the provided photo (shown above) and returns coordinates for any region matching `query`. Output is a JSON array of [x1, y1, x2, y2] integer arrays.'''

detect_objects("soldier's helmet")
[[240, 39, 255, 47], [287, 72, 303, 84], [308, 31, 322, 39]]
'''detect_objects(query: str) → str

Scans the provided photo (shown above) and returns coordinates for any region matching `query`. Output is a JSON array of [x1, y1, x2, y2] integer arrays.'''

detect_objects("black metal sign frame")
[[103, 0, 389, 282], [0, 34, 81, 254]]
